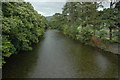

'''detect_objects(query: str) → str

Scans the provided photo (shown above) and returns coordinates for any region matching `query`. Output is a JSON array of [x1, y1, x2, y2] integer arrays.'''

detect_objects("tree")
[[107, 0, 119, 40], [102, 8, 119, 40], [115, 1, 120, 42], [115, 1, 120, 10], [2, 2, 46, 64], [62, 2, 80, 26], [48, 13, 65, 30]]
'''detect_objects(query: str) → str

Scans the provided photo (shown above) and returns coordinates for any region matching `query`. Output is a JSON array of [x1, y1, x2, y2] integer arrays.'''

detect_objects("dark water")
[[3, 30, 119, 78]]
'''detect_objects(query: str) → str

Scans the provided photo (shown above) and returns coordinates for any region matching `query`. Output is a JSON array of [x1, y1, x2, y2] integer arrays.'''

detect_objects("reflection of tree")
[[2, 42, 42, 78]]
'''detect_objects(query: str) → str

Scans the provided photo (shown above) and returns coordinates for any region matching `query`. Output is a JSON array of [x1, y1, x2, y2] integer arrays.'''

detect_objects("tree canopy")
[[48, 2, 120, 46], [2, 2, 47, 64]]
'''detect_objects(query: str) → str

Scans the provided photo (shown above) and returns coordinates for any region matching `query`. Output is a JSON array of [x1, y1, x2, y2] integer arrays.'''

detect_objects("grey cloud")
[[25, 0, 110, 16], [29, 2, 65, 16]]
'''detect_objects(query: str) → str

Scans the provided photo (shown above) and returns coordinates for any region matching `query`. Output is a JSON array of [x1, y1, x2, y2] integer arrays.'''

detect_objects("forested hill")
[[2, 2, 47, 64], [46, 16, 52, 21]]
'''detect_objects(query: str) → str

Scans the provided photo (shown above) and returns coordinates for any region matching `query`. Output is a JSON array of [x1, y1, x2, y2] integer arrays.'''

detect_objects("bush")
[[76, 26, 94, 44], [2, 2, 46, 64]]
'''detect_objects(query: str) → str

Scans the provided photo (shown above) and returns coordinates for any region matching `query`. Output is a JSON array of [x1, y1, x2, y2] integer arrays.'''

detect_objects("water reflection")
[[3, 40, 44, 78], [3, 30, 118, 78]]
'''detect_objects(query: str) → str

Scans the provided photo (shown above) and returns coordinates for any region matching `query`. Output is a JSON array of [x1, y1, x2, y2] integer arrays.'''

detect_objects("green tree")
[[102, 8, 119, 40], [62, 2, 80, 26], [2, 2, 46, 64]]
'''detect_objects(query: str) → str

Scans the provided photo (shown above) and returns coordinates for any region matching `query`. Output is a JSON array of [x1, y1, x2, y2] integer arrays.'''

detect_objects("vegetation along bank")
[[1, 2, 48, 64], [47, 2, 120, 54]]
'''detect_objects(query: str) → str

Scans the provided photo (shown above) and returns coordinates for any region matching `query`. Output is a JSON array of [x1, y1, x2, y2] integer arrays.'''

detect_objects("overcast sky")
[[28, 2, 66, 16], [24, 0, 110, 17]]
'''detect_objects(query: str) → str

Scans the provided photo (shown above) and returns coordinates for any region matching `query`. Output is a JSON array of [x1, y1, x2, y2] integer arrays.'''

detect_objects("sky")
[[27, 2, 66, 16], [24, 0, 110, 17]]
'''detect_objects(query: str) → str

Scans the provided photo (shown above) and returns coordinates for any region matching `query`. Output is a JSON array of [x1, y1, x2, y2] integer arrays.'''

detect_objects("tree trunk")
[[94, 31, 96, 36], [118, 25, 120, 42], [109, 28, 112, 40]]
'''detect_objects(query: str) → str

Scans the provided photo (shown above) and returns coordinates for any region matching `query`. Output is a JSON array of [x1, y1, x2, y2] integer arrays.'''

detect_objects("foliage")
[[76, 26, 94, 44], [48, 2, 120, 46], [61, 24, 78, 39], [2, 2, 46, 64], [48, 13, 65, 30]]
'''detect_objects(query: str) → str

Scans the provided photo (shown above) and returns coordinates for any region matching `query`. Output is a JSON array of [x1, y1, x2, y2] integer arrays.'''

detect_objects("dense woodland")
[[1, 2, 47, 64], [48, 1, 120, 47]]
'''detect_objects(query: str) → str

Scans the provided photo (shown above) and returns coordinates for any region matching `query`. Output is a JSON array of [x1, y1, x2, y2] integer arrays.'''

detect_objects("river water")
[[3, 30, 119, 78]]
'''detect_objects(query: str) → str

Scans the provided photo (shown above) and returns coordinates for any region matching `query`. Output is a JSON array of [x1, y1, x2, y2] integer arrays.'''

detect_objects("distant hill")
[[46, 16, 52, 21]]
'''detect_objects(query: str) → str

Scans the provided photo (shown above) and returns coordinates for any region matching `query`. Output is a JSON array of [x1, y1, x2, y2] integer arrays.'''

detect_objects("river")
[[3, 30, 119, 78]]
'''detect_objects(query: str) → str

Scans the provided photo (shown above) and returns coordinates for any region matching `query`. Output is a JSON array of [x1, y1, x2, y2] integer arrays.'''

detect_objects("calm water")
[[3, 30, 119, 78]]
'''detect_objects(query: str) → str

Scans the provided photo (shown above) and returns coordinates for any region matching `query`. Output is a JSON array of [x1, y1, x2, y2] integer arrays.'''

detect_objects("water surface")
[[3, 30, 119, 78]]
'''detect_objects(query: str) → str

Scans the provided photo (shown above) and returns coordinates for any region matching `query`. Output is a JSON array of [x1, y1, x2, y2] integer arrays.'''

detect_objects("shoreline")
[[59, 30, 120, 55]]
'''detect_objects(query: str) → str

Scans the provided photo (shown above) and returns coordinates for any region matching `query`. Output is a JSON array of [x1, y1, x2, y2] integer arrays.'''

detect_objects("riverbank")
[[59, 30, 119, 55], [101, 42, 119, 54]]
